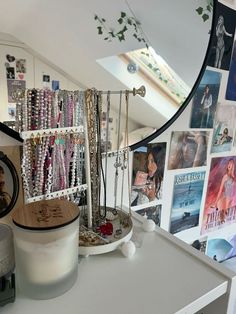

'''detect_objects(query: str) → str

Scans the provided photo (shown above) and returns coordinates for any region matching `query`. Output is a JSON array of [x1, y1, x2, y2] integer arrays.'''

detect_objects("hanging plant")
[[196, 0, 213, 22], [94, 12, 149, 48]]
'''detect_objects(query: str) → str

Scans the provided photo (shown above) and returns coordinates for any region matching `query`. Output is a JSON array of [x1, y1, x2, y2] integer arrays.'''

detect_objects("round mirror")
[[0, 0, 213, 148]]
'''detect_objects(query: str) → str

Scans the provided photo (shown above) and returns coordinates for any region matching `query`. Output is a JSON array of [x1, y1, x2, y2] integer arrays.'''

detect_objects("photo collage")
[[132, 2, 236, 263]]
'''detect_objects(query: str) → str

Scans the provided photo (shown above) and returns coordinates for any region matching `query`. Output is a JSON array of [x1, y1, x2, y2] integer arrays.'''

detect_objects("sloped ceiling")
[[0, 0, 212, 129]]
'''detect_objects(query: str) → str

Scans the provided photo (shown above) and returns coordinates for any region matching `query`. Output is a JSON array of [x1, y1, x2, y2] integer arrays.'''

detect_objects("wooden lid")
[[12, 199, 80, 230]]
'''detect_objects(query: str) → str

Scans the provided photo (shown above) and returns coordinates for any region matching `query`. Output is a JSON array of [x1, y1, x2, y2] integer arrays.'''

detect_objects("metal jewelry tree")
[[80, 86, 146, 255]]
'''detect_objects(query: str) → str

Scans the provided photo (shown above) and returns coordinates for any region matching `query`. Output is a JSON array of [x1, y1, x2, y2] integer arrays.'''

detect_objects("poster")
[[7, 79, 26, 103], [16, 59, 26, 73], [201, 156, 236, 235], [135, 204, 161, 226], [168, 131, 209, 170], [170, 171, 205, 234], [131, 143, 166, 207], [189, 69, 221, 128], [206, 233, 236, 262], [211, 104, 235, 153], [207, 2, 236, 70]]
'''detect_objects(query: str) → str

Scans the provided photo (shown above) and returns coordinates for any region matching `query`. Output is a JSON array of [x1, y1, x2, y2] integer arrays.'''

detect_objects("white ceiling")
[[0, 0, 212, 129]]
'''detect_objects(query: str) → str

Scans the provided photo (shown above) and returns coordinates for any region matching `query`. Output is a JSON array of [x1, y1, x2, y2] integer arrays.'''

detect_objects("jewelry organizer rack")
[[14, 86, 146, 256]]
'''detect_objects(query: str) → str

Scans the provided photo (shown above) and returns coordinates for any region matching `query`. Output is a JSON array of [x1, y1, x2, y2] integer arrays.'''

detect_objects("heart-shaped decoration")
[[18, 74, 24, 80], [6, 54, 15, 63]]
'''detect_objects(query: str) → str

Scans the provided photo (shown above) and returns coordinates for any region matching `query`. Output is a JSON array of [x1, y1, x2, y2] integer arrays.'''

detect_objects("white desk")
[[2, 222, 236, 314]]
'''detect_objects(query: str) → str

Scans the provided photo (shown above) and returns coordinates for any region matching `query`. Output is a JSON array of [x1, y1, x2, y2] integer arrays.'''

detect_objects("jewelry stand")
[[79, 86, 146, 256], [15, 86, 146, 257]]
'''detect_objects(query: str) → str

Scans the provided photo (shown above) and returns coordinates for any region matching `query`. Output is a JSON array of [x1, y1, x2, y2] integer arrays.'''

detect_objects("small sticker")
[[6, 67, 15, 79], [43, 74, 50, 82], [6, 54, 15, 62], [52, 80, 60, 91]]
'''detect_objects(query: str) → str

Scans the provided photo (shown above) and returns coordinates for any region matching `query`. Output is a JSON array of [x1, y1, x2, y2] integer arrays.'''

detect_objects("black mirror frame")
[[0, 1, 217, 150], [130, 0, 218, 151]]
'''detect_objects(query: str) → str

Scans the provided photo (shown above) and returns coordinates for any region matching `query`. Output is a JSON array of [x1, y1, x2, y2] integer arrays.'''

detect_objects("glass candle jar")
[[12, 199, 79, 300]]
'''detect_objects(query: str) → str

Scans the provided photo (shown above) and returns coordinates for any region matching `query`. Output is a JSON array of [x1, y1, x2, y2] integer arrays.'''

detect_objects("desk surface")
[[2, 223, 234, 314]]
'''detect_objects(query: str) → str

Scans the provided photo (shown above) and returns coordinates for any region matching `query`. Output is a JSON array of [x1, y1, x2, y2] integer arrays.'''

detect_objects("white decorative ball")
[[142, 219, 156, 232], [121, 241, 136, 258]]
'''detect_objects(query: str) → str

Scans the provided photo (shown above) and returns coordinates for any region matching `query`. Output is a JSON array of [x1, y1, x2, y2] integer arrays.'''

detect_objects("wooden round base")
[[79, 209, 133, 255]]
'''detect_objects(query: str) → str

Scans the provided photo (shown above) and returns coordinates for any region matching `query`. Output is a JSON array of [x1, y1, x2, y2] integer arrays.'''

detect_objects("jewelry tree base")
[[79, 209, 133, 255]]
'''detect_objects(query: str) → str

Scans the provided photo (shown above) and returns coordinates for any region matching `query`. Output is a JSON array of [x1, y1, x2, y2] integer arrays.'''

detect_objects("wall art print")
[[7, 79, 26, 103], [131, 143, 166, 207], [201, 156, 236, 235], [168, 131, 209, 170], [207, 2, 236, 70], [170, 171, 205, 234], [135, 204, 161, 226], [225, 40, 236, 100], [211, 103, 235, 153], [189, 69, 221, 129]]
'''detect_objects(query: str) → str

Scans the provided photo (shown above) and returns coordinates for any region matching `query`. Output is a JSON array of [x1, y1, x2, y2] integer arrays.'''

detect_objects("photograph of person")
[[131, 143, 166, 207], [0, 164, 12, 213], [168, 131, 208, 170], [207, 2, 235, 70], [190, 69, 221, 128], [201, 156, 236, 235], [211, 104, 235, 153]]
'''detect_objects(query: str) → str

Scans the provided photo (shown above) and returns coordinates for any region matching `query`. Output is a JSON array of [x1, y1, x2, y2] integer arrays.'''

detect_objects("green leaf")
[[118, 33, 125, 41], [121, 12, 126, 18], [104, 37, 109, 40], [97, 26, 103, 35], [202, 14, 209, 22], [102, 18, 106, 22], [118, 17, 123, 24], [164, 80, 168, 83], [196, 7, 203, 15], [148, 63, 153, 69], [133, 33, 137, 38], [127, 18, 132, 25], [206, 5, 211, 12], [94, 15, 98, 20], [109, 31, 115, 37]]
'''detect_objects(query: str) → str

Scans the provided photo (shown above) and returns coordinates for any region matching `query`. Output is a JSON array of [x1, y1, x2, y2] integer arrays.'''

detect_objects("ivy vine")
[[196, 0, 213, 22], [94, 12, 149, 48]]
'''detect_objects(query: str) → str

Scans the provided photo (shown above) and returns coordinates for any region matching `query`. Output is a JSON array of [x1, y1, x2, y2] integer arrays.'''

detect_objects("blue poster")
[[170, 171, 205, 234]]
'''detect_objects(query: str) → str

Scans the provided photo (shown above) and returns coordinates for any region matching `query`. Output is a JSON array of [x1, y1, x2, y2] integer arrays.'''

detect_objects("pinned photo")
[[131, 143, 166, 206], [16, 59, 26, 73], [211, 104, 235, 154], [190, 69, 221, 129], [170, 171, 205, 234], [6, 67, 15, 80], [207, 2, 236, 70], [43, 74, 50, 83], [168, 131, 209, 170], [52, 80, 60, 91], [135, 205, 162, 226]]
